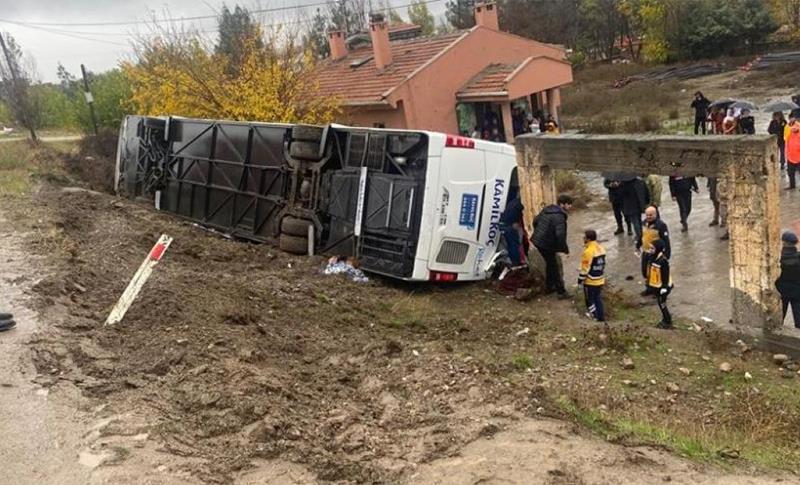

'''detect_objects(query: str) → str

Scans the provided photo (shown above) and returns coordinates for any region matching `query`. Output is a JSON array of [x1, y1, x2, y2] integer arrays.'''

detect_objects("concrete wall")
[[390, 27, 573, 134], [516, 134, 782, 338]]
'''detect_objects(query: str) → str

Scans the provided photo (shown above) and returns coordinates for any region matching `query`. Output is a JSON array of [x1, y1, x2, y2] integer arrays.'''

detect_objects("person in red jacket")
[[787, 114, 800, 189]]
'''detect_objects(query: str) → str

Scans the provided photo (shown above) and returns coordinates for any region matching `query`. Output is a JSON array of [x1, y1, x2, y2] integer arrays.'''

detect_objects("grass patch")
[[511, 353, 533, 371]]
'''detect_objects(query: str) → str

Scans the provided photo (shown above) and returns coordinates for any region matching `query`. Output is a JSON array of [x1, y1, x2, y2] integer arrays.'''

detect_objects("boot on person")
[[0, 312, 16, 332]]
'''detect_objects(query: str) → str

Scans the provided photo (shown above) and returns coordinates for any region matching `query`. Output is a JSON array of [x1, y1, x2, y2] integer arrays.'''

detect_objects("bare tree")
[[0, 32, 37, 141]]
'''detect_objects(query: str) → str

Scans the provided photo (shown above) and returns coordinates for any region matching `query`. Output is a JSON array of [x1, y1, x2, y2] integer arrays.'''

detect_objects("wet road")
[[562, 110, 800, 328]]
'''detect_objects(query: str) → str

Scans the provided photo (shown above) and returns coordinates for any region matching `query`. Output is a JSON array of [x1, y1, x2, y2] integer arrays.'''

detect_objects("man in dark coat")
[[621, 177, 649, 240], [603, 175, 629, 235], [776, 231, 800, 328], [691, 91, 711, 134], [533, 194, 573, 298], [668, 175, 699, 232], [500, 192, 525, 268]]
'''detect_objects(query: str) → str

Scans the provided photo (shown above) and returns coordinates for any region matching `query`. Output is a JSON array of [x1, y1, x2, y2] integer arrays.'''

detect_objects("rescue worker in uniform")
[[646, 239, 674, 329], [668, 175, 699, 232], [578, 229, 606, 322], [776, 231, 800, 329], [636, 205, 670, 296], [533, 194, 573, 299]]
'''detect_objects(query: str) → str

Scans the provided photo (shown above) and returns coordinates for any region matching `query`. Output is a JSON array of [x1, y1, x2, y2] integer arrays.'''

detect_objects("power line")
[[0, 0, 444, 29], [0, 19, 130, 46]]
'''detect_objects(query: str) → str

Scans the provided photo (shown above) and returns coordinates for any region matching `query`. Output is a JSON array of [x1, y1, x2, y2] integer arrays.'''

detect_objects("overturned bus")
[[116, 116, 520, 282]]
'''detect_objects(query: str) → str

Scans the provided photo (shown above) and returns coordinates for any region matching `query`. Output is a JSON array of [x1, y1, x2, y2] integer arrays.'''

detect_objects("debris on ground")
[[740, 51, 800, 71], [323, 256, 369, 283], [612, 64, 727, 89]]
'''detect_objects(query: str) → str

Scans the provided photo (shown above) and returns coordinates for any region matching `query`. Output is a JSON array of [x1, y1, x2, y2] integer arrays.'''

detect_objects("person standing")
[[0, 312, 15, 332], [776, 231, 800, 328], [707, 177, 721, 227], [578, 229, 606, 322], [603, 175, 629, 235], [739, 109, 756, 135], [691, 91, 711, 135], [786, 114, 800, 190], [645, 174, 662, 208], [723, 108, 737, 135], [621, 177, 649, 240], [533, 194, 573, 299], [637, 205, 670, 296], [500, 192, 526, 269], [769, 112, 787, 170], [646, 239, 674, 329], [668, 175, 699, 232]]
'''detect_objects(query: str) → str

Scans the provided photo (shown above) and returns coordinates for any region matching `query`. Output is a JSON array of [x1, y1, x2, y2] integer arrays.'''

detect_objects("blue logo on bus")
[[459, 193, 479, 230]]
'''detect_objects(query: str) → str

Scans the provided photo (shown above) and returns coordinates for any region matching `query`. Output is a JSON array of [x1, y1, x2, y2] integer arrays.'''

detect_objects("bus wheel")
[[281, 216, 313, 237], [292, 125, 324, 143], [289, 141, 322, 161], [279, 234, 309, 254]]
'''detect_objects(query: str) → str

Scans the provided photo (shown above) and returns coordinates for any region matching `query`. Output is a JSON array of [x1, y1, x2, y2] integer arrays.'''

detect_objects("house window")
[[373, 123, 386, 128]]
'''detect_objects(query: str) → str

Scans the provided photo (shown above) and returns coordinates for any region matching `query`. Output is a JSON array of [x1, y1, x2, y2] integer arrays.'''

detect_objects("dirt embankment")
[[5, 144, 800, 483]]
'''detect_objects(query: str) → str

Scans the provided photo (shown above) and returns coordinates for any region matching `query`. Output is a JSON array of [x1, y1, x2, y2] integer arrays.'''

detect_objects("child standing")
[[578, 229, 606, 322], [647, 239, 674, 329]]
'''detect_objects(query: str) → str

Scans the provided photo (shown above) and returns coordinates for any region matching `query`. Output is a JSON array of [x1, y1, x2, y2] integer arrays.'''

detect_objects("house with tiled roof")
[[315, 2, 573, 143]]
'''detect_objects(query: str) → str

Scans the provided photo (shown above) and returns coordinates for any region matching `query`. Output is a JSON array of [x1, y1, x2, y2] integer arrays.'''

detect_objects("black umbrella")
[[762, 101, 800, 112], [602, 171, 637, 182], [709, 98, 736, 109], [731, 100, 757, 111]]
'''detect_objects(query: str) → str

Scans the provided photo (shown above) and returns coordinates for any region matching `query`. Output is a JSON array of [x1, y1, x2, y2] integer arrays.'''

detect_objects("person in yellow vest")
[[636, 205, 670, 296], [578, 229, 606, 322], [647, 239, 674, 329]]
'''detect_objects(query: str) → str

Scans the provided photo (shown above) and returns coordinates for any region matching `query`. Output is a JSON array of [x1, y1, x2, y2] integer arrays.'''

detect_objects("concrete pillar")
[[546, 87, 562, 127], [500, 102, 515, 144], [515, 140, 555, 233], [726, 143, 782, 334]]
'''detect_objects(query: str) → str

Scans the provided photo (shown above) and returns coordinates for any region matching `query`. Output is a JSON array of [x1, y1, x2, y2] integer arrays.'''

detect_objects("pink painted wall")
[[388, 27, 572, 134], [342, 102, 408, 129]]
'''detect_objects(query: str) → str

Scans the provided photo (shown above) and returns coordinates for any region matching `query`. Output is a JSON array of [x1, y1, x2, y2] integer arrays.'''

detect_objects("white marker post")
[[105, 234, 173, 326]]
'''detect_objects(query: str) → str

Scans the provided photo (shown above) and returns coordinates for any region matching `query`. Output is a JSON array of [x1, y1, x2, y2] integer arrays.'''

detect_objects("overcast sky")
[[0, 0, 447, 82]]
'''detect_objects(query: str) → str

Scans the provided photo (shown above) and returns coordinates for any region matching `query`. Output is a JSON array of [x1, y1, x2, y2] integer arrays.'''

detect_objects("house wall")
[[394, 26, 573, 135], [341, 102, 408, 129]]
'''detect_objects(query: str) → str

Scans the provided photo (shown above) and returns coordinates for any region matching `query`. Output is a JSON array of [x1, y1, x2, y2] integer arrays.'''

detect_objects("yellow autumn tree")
[[123, 25, 340, 124]]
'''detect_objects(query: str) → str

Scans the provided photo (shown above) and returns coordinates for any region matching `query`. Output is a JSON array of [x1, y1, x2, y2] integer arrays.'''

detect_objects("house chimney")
[[474, 2, 499, 31], [369, 13, 392, 69], [328, 30, 347, 60]]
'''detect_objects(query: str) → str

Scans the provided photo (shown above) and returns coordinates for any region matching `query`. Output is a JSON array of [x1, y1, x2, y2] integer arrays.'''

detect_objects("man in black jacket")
[[776, 231, 800, 328], [691, 91, 711, 135], [500, 192, 525, 268], [668, 175, 699, 232], [533, 194, 573, 298], [621, 177, 649, 240], [603, 175, 629, 235]]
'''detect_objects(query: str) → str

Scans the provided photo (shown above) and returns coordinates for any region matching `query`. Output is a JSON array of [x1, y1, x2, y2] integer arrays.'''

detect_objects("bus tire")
[[292, 125, 324, 143], [289, 141, 322, 161], [279, 234, 309, 254], [281, 216, 313, 237]]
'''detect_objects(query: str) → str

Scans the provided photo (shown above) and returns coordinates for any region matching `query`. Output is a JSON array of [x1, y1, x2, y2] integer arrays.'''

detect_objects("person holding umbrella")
[[739, 108, 756, 135], [691, 91, 711, 135], [723, 108, 737, 135], [769, 111, 788, 170]]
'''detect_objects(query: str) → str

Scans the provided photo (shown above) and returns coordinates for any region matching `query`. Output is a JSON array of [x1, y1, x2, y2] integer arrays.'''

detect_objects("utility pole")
[[80, 64, 99, 136], [0, 32, 37, 142]]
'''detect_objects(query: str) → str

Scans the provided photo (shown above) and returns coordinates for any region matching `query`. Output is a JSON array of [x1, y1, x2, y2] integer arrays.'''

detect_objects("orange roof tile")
[[315, 31, 465, 105], [457, 63, 519, 96]]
